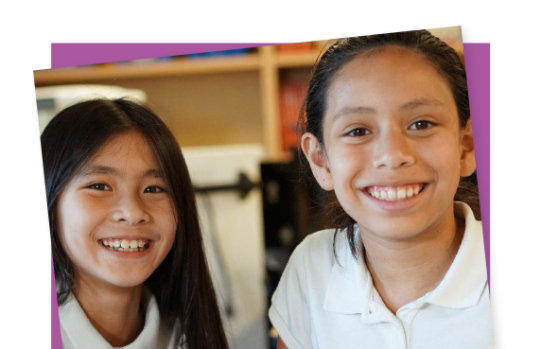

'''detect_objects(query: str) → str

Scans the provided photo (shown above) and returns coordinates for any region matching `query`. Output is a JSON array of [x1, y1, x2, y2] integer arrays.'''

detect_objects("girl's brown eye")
[[88, 183, 111, 191], [144, 186, 166, 194], [410, 120, 434, 130], [346, 128, 371, 137]]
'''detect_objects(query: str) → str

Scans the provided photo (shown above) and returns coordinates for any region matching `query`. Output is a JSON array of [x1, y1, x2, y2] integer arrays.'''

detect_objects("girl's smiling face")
[[302, 46, 476, 241], [56, 130, 177, 290]]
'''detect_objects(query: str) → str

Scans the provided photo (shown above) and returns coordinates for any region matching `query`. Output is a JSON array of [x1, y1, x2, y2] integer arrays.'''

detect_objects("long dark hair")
[[41, 98, 228, 348], [299, 30, 480, 256]]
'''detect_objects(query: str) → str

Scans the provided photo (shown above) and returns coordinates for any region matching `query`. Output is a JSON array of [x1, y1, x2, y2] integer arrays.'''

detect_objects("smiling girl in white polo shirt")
[[42, 99, 229, 348], [269, 30, 493, 349]]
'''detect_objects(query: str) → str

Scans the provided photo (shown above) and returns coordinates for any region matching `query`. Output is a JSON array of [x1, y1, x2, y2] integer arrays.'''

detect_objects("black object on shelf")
[[193, 172, 260, 199]]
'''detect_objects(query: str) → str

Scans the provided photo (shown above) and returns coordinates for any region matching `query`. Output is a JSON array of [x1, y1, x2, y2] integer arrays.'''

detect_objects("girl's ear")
[[459, 118, 476, 177], [301, 132, 334, 191]]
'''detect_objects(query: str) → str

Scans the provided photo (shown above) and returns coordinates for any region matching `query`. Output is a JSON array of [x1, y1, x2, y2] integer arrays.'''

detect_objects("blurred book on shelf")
[[276, 42, 314, 53], [186, 48, 251, 59], [279, 82, 308, 152]]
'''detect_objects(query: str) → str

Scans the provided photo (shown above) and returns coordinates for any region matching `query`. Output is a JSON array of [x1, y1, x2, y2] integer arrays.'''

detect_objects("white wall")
[[183, 144, 268, 349]]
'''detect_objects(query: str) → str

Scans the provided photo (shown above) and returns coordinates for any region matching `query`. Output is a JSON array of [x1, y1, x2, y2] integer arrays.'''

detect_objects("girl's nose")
[[372, 128, 416, 169], [111, 194, 150, 225]]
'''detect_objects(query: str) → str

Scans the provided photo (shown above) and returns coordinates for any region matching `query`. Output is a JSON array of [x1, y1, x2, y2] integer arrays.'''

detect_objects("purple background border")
[[51, 43, 269, 69], [463, 44, 490, 287], [50, 42, 490, 349]]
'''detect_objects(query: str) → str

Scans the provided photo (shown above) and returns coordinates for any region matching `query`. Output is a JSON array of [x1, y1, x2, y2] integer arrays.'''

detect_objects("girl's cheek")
[[71, 197, 103, 222]]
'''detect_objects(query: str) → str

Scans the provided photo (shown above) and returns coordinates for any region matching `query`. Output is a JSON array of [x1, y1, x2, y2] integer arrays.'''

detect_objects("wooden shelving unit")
[[34, 54, 262, 84], [34, 45, 320, 160]]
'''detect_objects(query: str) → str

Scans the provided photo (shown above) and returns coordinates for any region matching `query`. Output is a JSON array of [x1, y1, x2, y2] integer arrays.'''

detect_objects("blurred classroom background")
[[34, 27, 463, 349]]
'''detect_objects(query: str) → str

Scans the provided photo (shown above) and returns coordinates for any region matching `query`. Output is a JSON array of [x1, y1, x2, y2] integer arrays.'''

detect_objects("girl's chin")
[[75, 271, 151, 293], [94, 278, 148, 291], [102, 269, 154, 289], [356, 218, 433, 243]]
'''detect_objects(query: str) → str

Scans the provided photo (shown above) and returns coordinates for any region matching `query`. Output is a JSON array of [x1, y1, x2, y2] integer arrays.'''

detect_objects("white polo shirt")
[[58, 288, 179, 349], [269, 202, 493, 349]]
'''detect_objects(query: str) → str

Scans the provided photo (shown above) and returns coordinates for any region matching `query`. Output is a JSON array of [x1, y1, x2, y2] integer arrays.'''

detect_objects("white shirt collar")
[[58, 287, 174, 349], [425, 202, 488, 308], [323, 233, 369, 314], [323, 202, 487, 316]]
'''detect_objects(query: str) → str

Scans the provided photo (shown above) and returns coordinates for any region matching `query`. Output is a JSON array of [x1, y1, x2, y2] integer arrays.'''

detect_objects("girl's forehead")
[[83, 131, 160, 172], [96, 131, 150, 156], [326, 46, 454, 113], [335, 46, 437, 82]]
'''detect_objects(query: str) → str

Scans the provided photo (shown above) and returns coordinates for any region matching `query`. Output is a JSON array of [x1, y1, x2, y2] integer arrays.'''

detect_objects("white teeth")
[[118, 247, 139, 252], [101, 239, 149, 252], [367, 184, 424, 201]]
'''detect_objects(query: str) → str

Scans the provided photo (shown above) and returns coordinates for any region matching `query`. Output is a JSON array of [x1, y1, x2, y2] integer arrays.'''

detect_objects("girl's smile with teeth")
[[365, 184, 425, 201], [100, 238, 151, 252]]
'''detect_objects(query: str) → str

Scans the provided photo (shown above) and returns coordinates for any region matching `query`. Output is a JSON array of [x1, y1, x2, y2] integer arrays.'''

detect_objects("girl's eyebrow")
[[78, 165, 117, 177], [77, 166, 164, 178], [400, 97, 444, 110], [333, 98, 445, 120], [144, 169, 164, 178], [333, 106, 375, 119]]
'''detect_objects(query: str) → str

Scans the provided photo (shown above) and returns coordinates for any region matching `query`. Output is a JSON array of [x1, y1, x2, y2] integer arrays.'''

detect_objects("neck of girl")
[[72, 277, 144, 347], [361, 207, 465, 314]]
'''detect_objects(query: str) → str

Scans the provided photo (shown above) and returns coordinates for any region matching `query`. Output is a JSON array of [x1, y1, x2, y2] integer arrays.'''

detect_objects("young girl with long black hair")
[[42, 99, 229, 348]]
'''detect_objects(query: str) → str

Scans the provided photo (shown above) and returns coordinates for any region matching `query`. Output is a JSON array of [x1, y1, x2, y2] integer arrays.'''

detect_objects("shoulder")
[[284, 228, 340, 275], [455, 201, 484, 250], [269, 229, 342, 349], [274, 227, 349, 298], [294, 228, 338, 259], [426, 202, 489, 309], [455, 201, 482, 230], [141, 289, 179, 349], [57, 293, 112, 348]]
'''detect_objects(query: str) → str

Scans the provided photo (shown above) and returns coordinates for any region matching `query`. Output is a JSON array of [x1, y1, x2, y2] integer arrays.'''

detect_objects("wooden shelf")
[[34, 53, 261, 85]]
